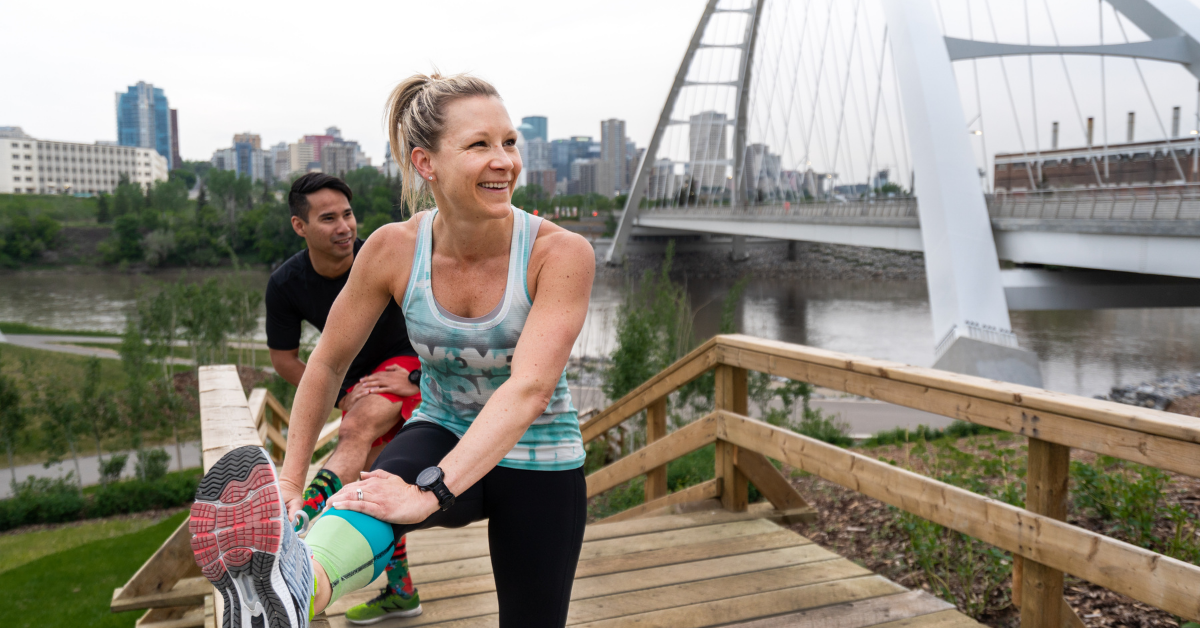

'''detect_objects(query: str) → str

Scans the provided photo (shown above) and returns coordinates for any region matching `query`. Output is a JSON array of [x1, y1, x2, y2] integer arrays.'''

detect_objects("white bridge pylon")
[[609, 0, 1200, 386]]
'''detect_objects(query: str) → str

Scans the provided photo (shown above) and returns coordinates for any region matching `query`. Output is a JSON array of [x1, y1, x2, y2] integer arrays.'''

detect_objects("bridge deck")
[[321, 507, 982, 628]]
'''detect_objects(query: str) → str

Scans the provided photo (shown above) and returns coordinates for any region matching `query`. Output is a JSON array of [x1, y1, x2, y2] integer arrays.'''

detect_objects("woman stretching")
[[188, 72, 594, 628]]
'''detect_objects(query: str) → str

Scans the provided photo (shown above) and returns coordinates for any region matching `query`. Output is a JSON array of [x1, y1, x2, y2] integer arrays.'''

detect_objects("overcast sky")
[[4, 0, 1200, 173], [0, 0, 704, 165]]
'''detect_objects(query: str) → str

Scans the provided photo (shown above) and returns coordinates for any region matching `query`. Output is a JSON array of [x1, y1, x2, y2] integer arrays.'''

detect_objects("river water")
[[2, 269, 1198, 399]]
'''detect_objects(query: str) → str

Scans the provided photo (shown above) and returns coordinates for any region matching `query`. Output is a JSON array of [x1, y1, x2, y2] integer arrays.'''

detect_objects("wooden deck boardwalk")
[[321, 507, 981, 628]]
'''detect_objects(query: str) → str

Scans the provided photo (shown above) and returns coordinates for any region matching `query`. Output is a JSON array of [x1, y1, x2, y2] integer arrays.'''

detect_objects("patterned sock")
[[384, 535, 417, 597], [300, 469, 342, 523]]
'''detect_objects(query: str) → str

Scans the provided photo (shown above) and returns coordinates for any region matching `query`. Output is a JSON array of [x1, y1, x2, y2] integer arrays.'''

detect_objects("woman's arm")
[[331, 228, 595, 522], [278, 223, 417, 518]]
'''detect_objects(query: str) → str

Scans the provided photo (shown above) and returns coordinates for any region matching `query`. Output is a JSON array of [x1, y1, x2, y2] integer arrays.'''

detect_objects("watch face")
[[416, 467, 442, 488]]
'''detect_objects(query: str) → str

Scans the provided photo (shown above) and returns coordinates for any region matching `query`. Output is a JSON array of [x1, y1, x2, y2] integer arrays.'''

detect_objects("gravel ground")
[[599, 241, 927, 282]]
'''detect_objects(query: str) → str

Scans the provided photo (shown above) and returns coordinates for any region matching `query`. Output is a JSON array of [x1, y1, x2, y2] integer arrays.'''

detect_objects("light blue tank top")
[[401, 207, 584, 471]]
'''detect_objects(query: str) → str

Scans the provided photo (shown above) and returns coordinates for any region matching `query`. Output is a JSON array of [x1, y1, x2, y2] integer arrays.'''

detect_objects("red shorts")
[[342, 356, 422, 448]]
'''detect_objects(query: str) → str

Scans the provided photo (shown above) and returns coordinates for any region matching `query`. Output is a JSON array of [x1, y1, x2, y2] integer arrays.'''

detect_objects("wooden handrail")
[[579, 334, 1200, 625], [584, 334, 1200, 476]]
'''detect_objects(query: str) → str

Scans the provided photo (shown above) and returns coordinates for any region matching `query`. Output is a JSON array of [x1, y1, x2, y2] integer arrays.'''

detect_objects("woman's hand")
[[356, 365, 418, 398], [327, 469, 440, 524]]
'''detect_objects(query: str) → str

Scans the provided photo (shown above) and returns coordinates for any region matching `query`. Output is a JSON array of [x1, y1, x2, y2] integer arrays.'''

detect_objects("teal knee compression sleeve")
[[305, 508, 395, 605]]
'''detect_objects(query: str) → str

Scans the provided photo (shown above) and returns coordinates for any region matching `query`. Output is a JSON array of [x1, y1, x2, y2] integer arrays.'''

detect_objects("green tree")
[[80, 357, 118, 481], [119, 319, 158, 452], [96, 193, 111, 223], [40, 377, 85, 484], [139, 281, 182, 380], [0, 362, 27, 486]]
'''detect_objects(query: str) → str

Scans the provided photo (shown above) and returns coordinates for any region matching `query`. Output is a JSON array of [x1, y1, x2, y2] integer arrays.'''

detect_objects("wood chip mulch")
[[781, 445, 1193, 628]]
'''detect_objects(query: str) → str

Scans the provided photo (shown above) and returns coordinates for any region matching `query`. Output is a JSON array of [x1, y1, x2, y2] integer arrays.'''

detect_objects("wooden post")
[[1021, 437, 1071, 628], [714, 365, 749, 512], [645, 397, 668, 502]]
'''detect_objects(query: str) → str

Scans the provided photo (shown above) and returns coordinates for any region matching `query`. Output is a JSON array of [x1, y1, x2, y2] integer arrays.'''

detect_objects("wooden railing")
[[110, 368, 316, 628], [579, 334, 1200, 627]]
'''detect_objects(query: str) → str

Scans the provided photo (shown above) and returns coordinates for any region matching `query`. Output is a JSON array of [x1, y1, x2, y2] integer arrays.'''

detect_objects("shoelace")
[[293, 511, 311, 535]]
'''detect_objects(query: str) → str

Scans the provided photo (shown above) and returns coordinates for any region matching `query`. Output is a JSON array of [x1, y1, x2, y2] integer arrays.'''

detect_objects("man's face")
[[291, 188, 356, 260]]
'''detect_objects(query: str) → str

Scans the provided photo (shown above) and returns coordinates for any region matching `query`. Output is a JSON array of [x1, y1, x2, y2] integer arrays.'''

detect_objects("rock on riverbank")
[[1102, 373, 1200, 414], [600, 241, 926, 282]]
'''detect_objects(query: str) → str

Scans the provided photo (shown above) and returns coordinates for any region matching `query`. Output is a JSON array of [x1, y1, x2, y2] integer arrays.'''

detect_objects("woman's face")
[[423, 96, 521, 219]]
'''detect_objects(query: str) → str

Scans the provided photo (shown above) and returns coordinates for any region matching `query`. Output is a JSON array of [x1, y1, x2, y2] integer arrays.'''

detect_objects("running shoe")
[[190, 445, 315, 628], [345, 587, 423, 624]]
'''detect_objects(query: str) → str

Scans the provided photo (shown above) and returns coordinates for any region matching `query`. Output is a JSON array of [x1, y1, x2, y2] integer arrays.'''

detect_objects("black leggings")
[[371, 420, 587, 628]]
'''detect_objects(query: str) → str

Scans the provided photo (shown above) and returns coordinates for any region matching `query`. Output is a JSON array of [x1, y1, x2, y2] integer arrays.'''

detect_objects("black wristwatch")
[[408, 369, 422, 385], [416, 466, 455, 511]]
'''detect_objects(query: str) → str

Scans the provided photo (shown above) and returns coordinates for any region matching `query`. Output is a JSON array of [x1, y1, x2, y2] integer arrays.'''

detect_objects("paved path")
[[2, 334, 268, 365], [1, 441, 201, 498]]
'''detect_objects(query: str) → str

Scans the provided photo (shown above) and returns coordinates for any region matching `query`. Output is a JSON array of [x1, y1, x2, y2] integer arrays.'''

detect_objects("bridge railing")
[[580, 334, 1200, 627], [642, 198, 918, 220], [989, 184, 1200, 221]]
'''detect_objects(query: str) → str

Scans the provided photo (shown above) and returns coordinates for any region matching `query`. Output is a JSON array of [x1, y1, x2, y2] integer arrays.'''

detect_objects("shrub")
[[136, 448, 170, 482], [0, 468, 200, 531], [100, 454, 128, 484], [1072, 456, 1169, 549]]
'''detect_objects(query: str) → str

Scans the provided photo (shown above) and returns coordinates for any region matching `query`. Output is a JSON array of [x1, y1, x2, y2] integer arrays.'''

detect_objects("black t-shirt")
[[265, 239, 415, 395]]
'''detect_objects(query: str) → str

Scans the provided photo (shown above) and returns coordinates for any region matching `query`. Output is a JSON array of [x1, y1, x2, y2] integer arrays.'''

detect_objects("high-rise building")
[[233, 133, 262, 150], [289, 142, 316, 174], [520, 116, 548, 143], [688, 111, 728, 192], [600, 119, 627, 195], [742, 143, 782, 200], [320, 143, 356, 178], [169, 109, 181, 169], [569, 158, 613, 197], [270, 142, 290, 180], [2, 128, 168, 195], [302, 133, 338, 162], [525, 169, 557, 198], [211, 133, 270, 182], [551, 136, 595, 182], [648, 158, 682, 202], [116, 81, 173, 164], [523, 137, 552, 172]]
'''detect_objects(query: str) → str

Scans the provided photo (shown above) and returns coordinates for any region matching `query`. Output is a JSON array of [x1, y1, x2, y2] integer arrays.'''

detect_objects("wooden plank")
[[136, 606, 205, 628], [716, 335, 1200, 459], [864, 609, 982, 627], [569, 575, 905, 628], [265, 391, 290, 425], [721, 590, 954, 628], [581, 340, 719, 443], [719, 412, 1200, 621], [111, 521, 203, 605], [735, 448, 812, 512], [113, 576, 210, 612], [715, 365, 750, 512], [314, 417, 341, 451], [246, 388, 268, 427], [599, 479, 721, 524], [566, 559, 869, 624], [198, 365, 262, 471], [335, 547, 848, 625], [1022, 438, 1071, 628], [409, 518, 783, 568], [645, 397, 668, 502], [586, 413, 720, 498], [364, 530, 810, 609]]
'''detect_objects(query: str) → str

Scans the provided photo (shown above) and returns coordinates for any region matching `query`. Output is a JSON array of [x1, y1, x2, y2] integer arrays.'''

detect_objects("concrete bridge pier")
[[885, 0, 1043, 387], [731, 235, 750, 262]]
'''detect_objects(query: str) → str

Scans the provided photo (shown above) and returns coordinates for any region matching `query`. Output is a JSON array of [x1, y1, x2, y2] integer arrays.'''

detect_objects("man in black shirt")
[[266, 173, 422, 619]]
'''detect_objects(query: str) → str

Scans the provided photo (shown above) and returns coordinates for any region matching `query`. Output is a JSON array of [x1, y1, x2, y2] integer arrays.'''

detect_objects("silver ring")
[[356, 488, 364, 501]]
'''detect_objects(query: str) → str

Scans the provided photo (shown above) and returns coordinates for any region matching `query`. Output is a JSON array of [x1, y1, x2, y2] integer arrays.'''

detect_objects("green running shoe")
[[345, 588, 422, 625]]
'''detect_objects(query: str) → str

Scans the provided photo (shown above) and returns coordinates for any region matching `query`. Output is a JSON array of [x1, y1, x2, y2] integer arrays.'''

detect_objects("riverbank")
[[600, 240, 926, 281]]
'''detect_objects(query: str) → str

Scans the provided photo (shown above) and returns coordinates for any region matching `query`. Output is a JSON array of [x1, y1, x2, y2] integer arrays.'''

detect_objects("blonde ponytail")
[[385, 71, 500, 214]]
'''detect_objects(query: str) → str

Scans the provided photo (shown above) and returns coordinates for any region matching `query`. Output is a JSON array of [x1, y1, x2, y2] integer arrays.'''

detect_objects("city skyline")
[[0, 0, 704, 169]]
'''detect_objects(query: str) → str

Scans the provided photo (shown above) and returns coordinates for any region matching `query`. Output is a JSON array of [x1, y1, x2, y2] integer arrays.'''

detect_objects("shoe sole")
[[190, 445, 301, 628], [346, 604, 424, 625]]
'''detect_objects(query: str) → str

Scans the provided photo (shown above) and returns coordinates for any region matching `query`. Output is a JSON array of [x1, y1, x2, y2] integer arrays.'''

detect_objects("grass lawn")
[[6, 510, 188, 628], [0, 513, 174, 574], [66, 341, 272, 367]]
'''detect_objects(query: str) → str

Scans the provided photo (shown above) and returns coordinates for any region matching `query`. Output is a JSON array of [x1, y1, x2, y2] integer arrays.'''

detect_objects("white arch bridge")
[[609, 0, 1200, 387]]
